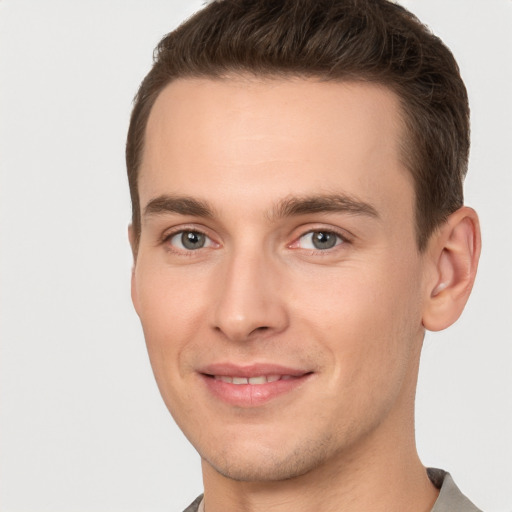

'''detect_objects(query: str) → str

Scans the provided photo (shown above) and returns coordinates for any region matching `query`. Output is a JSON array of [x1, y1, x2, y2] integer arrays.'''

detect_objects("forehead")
[[140, 76, 412, 220]]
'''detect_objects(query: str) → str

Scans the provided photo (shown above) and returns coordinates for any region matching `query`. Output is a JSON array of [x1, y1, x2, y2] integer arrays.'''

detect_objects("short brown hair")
[[126, 0, 469, 250]]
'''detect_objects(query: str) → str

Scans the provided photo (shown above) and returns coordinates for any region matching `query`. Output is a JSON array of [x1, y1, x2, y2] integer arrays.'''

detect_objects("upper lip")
[[198, 363, 311, 378]]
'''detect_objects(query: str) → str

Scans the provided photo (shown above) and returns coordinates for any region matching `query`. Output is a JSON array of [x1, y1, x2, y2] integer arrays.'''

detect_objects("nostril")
[[251, 326, 269, 334]]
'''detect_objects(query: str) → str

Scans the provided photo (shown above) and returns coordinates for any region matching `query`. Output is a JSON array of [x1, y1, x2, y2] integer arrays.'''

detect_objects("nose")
[[211, 248, 289, 343]]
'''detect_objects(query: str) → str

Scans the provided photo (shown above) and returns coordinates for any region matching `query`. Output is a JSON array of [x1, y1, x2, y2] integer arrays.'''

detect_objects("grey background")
[[1, 1, 511, 511]]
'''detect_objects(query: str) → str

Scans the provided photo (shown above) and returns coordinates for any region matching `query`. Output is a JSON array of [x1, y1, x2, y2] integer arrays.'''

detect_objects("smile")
[[199, 365, 313, 407], [212, 375, 297, 385]]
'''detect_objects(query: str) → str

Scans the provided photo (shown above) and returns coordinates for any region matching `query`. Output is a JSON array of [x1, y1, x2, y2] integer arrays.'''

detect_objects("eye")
[[168, 230, 213, 251], [297, 230, 344, 250]]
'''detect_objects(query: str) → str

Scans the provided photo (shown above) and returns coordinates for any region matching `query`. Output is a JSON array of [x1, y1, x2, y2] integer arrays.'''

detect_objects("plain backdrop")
[[0, 1, 511, 511]]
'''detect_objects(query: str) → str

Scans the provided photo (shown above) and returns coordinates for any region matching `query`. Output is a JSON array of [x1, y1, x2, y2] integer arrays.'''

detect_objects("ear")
[[422, 207, 481, 332], [128, 225, 140, 315]]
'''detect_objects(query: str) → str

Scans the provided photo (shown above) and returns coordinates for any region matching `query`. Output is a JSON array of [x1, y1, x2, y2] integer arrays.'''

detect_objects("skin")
[[130, 77, 480, 512]]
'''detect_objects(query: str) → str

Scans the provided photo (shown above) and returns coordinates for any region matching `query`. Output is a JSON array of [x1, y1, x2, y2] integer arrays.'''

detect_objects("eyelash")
[[160, 227, 352, 255]]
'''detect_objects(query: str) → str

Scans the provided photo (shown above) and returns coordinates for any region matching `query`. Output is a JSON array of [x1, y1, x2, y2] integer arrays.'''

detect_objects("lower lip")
[[200, 374, 312, 407]]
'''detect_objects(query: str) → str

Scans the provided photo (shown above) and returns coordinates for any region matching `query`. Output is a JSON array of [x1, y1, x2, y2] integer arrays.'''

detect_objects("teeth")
[[213, 375, 294, 385], [248, 376, 267, 385]]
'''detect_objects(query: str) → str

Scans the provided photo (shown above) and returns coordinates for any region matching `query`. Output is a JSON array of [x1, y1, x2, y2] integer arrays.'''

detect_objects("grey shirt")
[[182, 468, 482, 512], [428, 468, 482, 512]]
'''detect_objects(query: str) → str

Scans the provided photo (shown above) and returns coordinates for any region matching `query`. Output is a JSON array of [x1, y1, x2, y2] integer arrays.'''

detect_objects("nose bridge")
[[212, 242, 288, 341]]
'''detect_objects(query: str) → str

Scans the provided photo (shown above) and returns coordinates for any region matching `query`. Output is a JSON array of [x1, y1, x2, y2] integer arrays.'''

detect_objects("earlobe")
[[422, 207, 481, 332]]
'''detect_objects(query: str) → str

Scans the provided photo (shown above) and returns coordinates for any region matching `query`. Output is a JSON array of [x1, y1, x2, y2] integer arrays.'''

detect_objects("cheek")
[[134, 265, 210, 430], [292, 256, 424, 391], [314, 272, 422, 439], [133, 262, 209, 382]]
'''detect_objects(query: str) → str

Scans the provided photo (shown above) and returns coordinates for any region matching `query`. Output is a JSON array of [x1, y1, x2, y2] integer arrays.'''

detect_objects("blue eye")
[[298, 231, 343, 250], [169, 230, 212, 250]]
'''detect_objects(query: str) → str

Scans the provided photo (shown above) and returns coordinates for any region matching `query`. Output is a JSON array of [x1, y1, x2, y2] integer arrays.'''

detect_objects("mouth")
[[198, 364, 313, 407], [210, 374, 300, 385]]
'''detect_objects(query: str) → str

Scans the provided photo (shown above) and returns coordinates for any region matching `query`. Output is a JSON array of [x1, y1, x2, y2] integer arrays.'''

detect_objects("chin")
[[201, 436, 336, 483]]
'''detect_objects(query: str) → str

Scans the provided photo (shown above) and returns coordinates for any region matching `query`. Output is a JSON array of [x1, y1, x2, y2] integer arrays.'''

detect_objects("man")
[[126, 0, 481, 510]]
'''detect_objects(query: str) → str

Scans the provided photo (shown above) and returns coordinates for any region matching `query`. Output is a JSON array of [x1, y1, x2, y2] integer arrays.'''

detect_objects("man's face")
[[132, 77, 429, 482]]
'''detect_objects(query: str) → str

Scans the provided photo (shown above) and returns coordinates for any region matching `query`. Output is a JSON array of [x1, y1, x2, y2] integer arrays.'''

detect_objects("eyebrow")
[[143, 195, 214, 219], [270, 194, 379, 220], [142, 193, 379, 222]]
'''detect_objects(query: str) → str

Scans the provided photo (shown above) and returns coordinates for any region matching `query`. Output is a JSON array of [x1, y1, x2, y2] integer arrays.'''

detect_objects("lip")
[[198, 363, 313, 407]]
